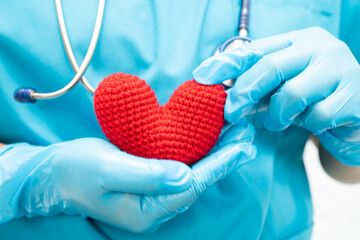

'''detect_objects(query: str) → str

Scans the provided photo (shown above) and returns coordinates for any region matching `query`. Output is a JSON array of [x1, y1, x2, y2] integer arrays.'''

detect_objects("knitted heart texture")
[[94, 73, 227, 165]]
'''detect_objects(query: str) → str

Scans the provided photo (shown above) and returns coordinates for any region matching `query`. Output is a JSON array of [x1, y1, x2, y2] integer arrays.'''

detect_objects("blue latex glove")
[[0, 119, 256, 234], [194, 27, 360, 166]]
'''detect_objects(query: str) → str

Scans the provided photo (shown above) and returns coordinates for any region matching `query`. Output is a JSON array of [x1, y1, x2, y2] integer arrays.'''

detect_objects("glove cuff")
[[318, 131, 360, 166], [0, 142, 77, 223]]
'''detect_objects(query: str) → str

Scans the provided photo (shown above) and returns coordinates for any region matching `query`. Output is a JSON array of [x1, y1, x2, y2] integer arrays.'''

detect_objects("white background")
[[303, 141, 360, 240]]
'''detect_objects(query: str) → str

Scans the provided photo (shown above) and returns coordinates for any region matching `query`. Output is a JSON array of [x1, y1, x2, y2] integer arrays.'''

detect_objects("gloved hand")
[[0, 119, 255, 234], [193, 27, 360, 166]]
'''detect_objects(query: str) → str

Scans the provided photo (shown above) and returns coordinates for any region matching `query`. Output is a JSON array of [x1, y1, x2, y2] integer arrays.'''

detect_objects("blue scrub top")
[[0, 0, 359, 239]]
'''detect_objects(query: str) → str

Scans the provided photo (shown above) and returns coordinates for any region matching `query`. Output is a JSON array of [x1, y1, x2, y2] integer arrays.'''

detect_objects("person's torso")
[[0, 0, 340, 239]]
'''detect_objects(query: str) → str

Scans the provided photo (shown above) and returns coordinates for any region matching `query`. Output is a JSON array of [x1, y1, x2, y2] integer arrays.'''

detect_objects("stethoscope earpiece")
[[14, 88, 37, 103]]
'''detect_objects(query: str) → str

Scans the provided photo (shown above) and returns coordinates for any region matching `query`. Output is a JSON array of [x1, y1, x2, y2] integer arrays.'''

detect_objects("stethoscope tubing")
[[14, 0, 250, 103], [34, 0, 105, 99], [14, 0, 105, 103], [55, 0, 99, 95]]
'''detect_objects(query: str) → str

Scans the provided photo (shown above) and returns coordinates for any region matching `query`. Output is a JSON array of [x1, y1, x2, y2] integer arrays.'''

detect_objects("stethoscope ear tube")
[[14, 0, 250, 103], [239, 0, 250, 31], [14, 88, 37, 103], [14, 0, 105, 103], [55, 0, 100, 95]]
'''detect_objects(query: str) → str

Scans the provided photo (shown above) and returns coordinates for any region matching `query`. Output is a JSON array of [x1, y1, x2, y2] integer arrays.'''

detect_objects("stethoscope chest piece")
[[215, 36, 252, 89]]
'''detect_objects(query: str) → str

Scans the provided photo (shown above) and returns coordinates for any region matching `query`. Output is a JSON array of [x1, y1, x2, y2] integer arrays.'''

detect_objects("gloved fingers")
[[100, 152, 192, 195], [217, 118, 255, 149], [78, 192, 161, 234], [317, 130, 360, 166], [193, 46, 263, 85], [193, 35, 293, 85], [76, 192, 176, 235], [225, 44, 312, 122], [141, 141, 257, 225], [295, 82, 359, 135], [191, 141, 256, 194], [329, 125, 360, 143], [93, 190, 193, 234], [245, 32, 295, 54], [263, 62, 339, 131]]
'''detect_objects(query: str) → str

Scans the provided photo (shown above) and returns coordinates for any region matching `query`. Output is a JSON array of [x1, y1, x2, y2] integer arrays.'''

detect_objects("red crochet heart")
[[94, 73, 226, 165]]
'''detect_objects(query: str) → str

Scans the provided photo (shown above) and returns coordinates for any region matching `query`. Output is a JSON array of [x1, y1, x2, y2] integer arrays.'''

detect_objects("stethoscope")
[[14, 0, 251, 103]]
